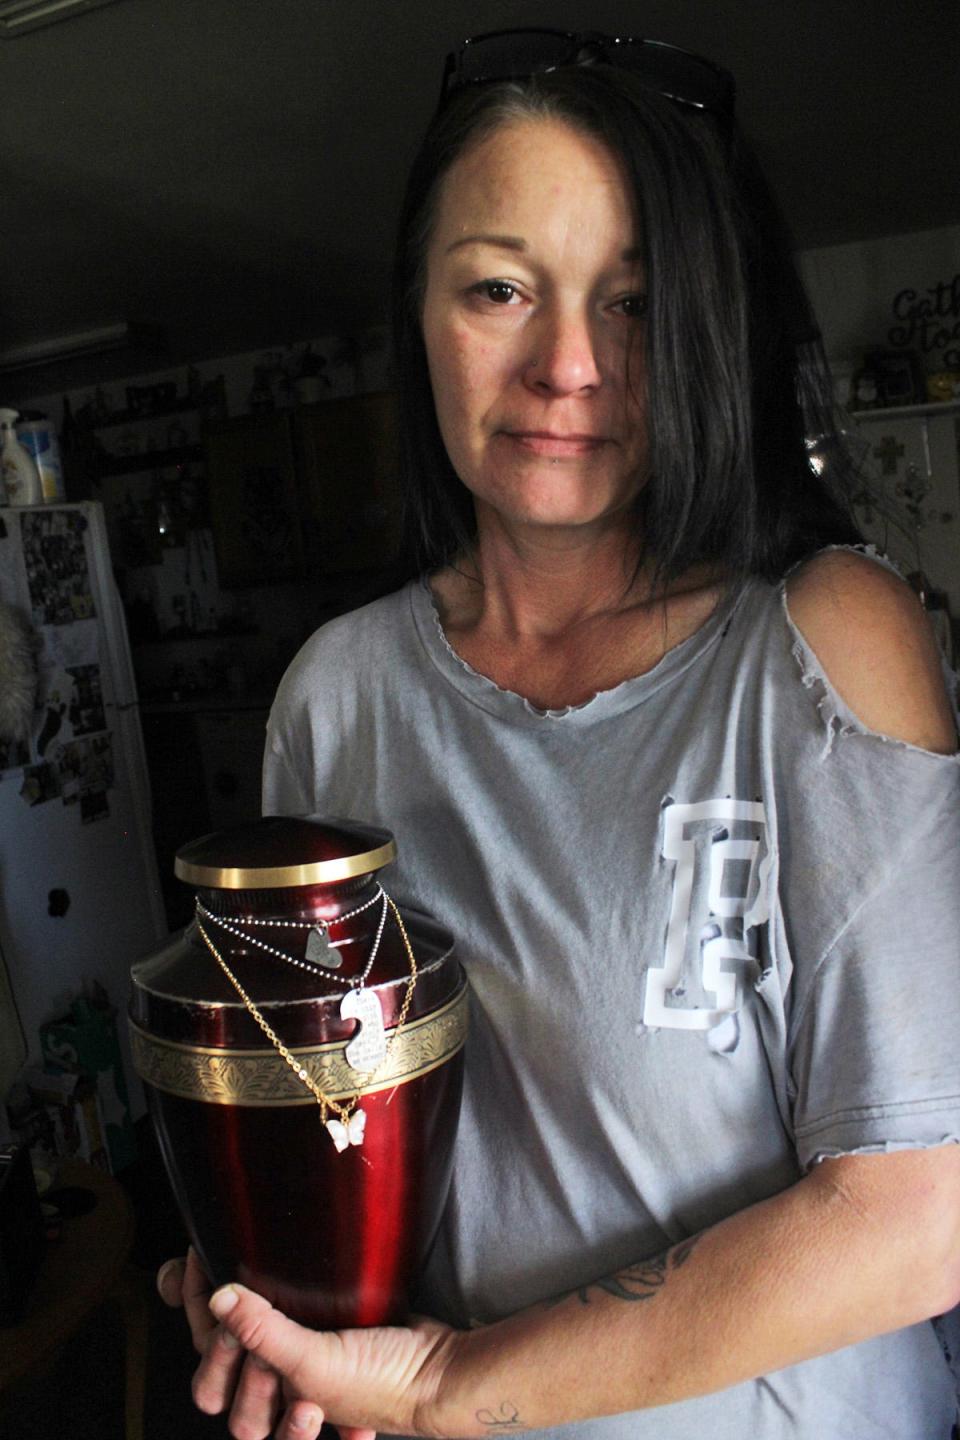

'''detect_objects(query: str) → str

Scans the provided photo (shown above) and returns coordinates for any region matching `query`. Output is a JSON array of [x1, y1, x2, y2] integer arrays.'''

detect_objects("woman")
[[161, 30, 960, 1439]]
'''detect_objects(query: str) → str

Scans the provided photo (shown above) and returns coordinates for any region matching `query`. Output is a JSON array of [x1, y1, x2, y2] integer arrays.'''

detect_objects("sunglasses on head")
[[438, 27, 735, 120]]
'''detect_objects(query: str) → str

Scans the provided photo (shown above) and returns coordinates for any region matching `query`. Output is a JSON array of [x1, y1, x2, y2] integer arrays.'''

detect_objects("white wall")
[[799, 225, 960, 624], [799, 224, 960, 370]]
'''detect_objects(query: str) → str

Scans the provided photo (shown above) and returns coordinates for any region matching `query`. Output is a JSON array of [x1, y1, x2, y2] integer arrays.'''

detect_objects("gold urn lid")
[[174, 815, 397, 890]]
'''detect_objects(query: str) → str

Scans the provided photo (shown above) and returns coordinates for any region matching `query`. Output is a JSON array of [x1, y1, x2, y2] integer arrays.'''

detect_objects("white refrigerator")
[[0, 501, 167, 1119]]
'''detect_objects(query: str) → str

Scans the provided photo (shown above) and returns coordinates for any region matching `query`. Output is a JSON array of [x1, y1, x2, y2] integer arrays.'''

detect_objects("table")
[[0, 1158, 148, 1440]]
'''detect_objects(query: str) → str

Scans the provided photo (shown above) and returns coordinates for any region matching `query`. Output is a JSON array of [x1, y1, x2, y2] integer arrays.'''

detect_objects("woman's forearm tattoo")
[[545, 1233, 701, 1307], [474, 1239, 700, 1430], [476, 1401, 527, 1431]]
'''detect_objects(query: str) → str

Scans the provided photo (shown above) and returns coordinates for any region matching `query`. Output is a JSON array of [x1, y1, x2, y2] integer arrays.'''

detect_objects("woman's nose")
[[523, 306, 603, 397]]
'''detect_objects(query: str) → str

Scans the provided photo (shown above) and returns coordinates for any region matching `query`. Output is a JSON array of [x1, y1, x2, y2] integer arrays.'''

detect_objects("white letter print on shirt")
[[642, 799, 769, 1031]]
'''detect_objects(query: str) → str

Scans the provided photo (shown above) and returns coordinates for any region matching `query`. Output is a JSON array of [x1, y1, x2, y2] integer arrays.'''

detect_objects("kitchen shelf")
[[80, 397, 203, 431], [95, 443, 204, 476], [141, 694, 273, 715], [849, 399, 960, 422], [131, 627, 258, 648]]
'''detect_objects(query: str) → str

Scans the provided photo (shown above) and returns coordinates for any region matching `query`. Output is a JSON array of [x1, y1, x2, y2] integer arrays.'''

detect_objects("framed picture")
[[869, 350, 926, 407]]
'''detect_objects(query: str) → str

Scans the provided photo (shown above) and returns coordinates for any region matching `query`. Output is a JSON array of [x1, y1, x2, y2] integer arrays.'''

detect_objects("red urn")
[[129, 816, 466, 1328]]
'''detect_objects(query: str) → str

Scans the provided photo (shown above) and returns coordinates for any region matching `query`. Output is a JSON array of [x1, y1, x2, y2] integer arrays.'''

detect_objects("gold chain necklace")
[[195, 893, 418, 1151]]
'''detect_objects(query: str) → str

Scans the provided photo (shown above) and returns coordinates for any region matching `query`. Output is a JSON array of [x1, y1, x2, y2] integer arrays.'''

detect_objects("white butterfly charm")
[[325, 1108, 367, 1152]]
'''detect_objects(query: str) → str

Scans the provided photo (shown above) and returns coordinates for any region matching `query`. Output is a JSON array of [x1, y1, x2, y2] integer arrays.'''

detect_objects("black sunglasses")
[[439, 28, 735, 119]]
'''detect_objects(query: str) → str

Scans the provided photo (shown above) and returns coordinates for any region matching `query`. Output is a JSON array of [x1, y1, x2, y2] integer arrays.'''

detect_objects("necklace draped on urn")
[[129, 816, 467, 1328]]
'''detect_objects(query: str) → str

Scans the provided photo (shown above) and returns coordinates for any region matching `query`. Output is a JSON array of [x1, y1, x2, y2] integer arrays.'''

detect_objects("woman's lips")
[[502, 431, 607, 457]]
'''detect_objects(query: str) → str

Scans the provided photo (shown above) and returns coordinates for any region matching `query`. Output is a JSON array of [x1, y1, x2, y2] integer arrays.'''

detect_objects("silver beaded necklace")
[[194, 884, 395, 1078], [194, 885, 388, 985]]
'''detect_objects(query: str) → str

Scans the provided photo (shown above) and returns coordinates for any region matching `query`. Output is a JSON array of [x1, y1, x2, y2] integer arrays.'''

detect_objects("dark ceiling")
[[1, 0, 957, 387]]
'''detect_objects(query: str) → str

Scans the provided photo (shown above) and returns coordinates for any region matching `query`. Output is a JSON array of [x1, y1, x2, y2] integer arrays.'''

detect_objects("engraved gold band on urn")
[[130, 983, 468, 1107]]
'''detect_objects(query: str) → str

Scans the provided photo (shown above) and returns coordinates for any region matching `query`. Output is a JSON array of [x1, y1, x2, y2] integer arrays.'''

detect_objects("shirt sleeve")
[[787, 776, 960, 1167], [776, 638, 960, 1168], [261, 655, 316, 817], [262, 729, 311, 816]]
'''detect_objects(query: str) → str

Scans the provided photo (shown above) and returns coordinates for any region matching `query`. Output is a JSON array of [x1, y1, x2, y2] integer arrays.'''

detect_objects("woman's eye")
[[473, 280, 519, 305], [612, 293, 647, 318]]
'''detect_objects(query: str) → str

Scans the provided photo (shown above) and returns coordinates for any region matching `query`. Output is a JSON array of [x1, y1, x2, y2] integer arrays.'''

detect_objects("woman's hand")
[[157, 1250, 460, 1440], [157, 1250, 298, 1438]]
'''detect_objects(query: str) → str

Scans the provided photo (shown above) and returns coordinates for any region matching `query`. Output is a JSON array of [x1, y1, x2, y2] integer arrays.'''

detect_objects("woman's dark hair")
[[390, 64, 861, 585]]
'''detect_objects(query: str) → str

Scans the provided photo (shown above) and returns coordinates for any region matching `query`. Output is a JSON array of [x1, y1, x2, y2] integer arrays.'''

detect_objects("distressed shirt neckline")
[[410, 573, 756, 725]]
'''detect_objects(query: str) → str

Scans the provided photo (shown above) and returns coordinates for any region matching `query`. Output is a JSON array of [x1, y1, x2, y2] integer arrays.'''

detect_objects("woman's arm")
[[430, 1146, 960, 1433], [187, 1145, 960, 1438]]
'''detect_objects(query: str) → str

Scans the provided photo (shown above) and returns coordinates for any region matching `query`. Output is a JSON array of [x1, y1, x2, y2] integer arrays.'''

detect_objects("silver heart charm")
[[305, 926, 343, 969]]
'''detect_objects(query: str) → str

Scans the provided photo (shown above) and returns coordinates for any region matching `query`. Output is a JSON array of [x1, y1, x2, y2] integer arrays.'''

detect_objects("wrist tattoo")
[[476, 1401, 526, 1431], [545, 1233, 701, 1308]]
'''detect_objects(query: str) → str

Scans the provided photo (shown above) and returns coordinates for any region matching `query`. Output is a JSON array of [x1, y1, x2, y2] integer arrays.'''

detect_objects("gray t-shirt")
[[263, 559, 960, 1438]]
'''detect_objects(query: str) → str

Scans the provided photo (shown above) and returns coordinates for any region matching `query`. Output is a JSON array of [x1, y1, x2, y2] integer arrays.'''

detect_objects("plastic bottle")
[[0, 408, 42, 505], [16, 410, 65, 502]]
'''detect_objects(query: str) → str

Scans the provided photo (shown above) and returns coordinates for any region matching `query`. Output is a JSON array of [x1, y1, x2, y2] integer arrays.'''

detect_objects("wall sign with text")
[[887, 272, 960, 371]]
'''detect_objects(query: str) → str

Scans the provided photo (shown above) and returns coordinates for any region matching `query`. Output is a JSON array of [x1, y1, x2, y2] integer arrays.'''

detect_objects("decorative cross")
[[850, 488, 876, 525], [872, 435, 905, 475], [895, 464, 932, 529]]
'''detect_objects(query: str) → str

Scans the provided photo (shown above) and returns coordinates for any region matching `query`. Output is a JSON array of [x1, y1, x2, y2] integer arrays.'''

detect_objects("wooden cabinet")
[[141, 710, 211, 929], [141, 703, 270, 929], [203, 392, 401, 587], [193, 708, 270, 831], [204, 410, 304, 587], [295, 392, 401, 573]]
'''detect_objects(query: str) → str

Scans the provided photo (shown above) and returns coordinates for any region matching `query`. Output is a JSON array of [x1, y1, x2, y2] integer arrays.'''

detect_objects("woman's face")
[[421, 116, 648, 541]]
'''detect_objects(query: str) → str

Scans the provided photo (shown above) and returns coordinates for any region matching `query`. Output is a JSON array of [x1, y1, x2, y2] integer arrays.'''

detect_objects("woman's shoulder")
[[783, 548, 956, 755]]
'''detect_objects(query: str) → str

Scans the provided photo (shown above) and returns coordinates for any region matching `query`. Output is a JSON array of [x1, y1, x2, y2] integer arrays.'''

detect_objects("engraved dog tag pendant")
[[306, 926, 342, 969], [341, 989, 387, 1073]]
